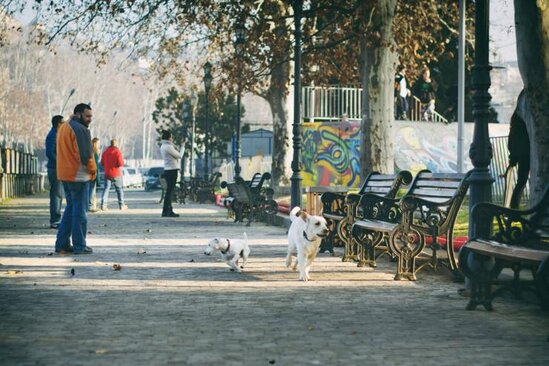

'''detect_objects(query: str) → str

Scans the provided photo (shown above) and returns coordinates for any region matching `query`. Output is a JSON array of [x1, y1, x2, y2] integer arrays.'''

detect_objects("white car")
[[123, 167, 144, 188]]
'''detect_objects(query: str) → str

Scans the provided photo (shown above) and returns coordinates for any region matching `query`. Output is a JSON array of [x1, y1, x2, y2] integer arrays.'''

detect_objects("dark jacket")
[[508, 111, 529, 166], [45, 128, 57, 170]]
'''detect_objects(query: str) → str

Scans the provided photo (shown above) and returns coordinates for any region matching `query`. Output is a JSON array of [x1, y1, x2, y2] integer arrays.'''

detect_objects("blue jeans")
[[55, 182, 88, 252], [101, 176, 124, 208], [88, 180, 97, 211], [47, 168, 64, 224]]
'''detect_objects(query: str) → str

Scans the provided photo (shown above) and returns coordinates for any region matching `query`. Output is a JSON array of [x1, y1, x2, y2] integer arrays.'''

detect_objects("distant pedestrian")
[[394, 65, 410, 120], [45, 115, 65, 229], [160, 130, 183, 217], [508, 105, 530, 209], [55, 103, 96, 255], [88, 137, 101, 212], [100, 139, 127, 211], [412, 67, 437, 121]]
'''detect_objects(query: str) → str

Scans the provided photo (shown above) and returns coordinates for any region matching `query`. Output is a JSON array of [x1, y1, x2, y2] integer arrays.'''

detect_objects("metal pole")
[[468, 0, 493, 239], [191, 100, 196, 177], [204, 91, 209, 179], [60, 88, 76, 114], [458, 0, 466, 173], [235, 89, 242, 179], [290, 0, 303, 209]]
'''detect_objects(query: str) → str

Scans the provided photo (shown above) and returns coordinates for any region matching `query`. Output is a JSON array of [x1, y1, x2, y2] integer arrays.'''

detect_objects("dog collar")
[[221, 239, 231, 254], [302, 231, 314, 242]]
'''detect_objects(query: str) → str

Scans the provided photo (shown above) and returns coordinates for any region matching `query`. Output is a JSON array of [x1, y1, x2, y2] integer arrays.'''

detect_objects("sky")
[[489, 0, 517, 62]]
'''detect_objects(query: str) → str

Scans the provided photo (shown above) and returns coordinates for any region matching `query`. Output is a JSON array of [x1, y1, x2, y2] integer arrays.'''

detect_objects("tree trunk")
[[514, 0, 549, 203], [266, 60, 291, 188], [359, 1, 398, 177]]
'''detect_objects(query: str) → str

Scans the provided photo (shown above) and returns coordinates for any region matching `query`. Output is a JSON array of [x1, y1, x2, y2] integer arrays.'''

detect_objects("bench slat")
[[465, 240, 549, 264], [353, 219, 397, 233]]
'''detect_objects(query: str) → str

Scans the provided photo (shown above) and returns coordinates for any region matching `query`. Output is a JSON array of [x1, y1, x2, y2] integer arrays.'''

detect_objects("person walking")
[[88, 137, 101, 212], [45, 115, 65, 229], [55, 103, 96, 255], [160, 130, 183, 217], [508, 107, 530, 209], [412, 67, 437, 121], [394, 65, 410, 120], [100, 139, 127, 211]]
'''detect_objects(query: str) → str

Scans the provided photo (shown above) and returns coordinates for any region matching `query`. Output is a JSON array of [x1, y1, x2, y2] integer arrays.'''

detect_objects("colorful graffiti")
[[302, 121, 510, 188], [302, 121, 361, 188]]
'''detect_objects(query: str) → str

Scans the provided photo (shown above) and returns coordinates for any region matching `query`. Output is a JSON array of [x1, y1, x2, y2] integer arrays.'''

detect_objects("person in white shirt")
[[160, 130, 184, 217]]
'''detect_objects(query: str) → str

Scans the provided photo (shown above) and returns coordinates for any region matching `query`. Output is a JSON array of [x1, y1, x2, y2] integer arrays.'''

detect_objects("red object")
[[424, 235, 468, 251], [100, 146, 124, 179], [277, 202, 290, 214]]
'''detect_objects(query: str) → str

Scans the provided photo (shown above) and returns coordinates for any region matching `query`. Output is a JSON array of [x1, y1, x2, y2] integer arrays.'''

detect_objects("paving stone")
[[1, 191, 548, 365]]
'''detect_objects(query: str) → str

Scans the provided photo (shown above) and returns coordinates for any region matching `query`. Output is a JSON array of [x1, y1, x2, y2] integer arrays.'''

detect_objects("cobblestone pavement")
[[1, 190, 548, 366]]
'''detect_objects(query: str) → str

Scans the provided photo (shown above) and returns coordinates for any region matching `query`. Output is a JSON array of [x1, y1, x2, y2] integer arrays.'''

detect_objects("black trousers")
[[163, 169, 178, 212], [510, 158, 530, 209]]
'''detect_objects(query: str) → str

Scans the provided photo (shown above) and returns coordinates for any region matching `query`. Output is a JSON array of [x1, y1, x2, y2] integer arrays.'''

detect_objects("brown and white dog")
[[285, 207, 329, 281], [204, 233, 250, 272]]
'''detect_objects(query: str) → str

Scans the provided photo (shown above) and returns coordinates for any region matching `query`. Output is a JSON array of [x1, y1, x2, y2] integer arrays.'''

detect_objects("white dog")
[[286, 207, 329, 281], [204, 233, 250, 272]]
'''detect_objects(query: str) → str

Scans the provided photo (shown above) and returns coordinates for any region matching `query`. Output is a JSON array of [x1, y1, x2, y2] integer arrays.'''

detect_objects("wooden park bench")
[[223, 172, 277, 226], [320, 171, 412, 258], [459, 186, 549, 311], [352, 170, 472, 280]]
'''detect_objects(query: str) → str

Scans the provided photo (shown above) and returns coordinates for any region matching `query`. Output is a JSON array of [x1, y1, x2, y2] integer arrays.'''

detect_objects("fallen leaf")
[[189, 259, 195, 262], [269, 360, 276, 364], [145, 228, 152, 233], [112, 264, 122, 271], [137, 249, 147, 254], [94, 349, 109, 354], [307, 325, 315, 331], [6, 270, 22, 275]]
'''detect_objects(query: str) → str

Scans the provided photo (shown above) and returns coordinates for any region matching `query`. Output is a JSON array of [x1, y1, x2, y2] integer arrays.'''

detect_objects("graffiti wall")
[[302, 120, 509, 188]]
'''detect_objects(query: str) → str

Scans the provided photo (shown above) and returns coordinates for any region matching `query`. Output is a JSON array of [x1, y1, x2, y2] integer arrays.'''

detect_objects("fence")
[[0, 146, 44, 202], [490, 135, 528, 206]]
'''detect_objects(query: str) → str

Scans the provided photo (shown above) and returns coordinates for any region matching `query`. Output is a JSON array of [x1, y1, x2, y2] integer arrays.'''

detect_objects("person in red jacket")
[[100, 139, 127, 210]]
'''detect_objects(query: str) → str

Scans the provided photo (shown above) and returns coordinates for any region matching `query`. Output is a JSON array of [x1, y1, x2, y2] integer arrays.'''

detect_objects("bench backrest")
[[403, 170, 472, 233], [227, 182, 252, 204], [359, 170, 413, 198]]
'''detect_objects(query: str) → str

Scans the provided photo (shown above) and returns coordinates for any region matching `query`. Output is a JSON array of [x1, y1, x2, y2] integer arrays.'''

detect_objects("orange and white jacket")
[[56, 118, 97, 182]]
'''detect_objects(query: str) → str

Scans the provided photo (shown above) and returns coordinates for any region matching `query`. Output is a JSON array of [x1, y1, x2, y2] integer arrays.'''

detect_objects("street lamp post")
[[234, 22, 245, 180], [60, 88, 76, 114], [468, 0, 493, 239], [290, 0, 303, 209], [190, 92, 199, 178], [203, 62, 213, 179]]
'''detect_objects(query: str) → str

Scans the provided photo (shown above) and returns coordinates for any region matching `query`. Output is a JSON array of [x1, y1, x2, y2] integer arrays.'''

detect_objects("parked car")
[[123, 167, 144, 188], [144, 166, 164, 191]]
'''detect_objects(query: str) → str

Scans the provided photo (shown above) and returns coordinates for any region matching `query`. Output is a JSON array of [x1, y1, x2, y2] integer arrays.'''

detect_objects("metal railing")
[[302, 85, 448, 123], [409, 96, 448, 123], [302, 86, 362, 121], [0, 146, 44, 201]]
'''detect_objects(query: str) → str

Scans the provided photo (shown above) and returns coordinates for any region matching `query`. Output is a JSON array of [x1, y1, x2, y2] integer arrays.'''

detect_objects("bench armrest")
[[321, 192, 346, 216], [356, 193, 401, 222], [472, 200, 549, 246]]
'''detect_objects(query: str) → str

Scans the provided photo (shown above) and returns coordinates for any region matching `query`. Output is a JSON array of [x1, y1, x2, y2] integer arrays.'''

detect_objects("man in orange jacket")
[[100, 139, 127, 210], [55, 103, 96, 255]]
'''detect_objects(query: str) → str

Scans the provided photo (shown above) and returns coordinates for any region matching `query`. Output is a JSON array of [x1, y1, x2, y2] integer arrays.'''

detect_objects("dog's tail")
[[289, 206, 302, 222]]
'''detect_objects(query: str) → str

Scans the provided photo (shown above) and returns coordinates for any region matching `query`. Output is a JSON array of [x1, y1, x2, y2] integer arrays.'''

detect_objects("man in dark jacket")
[[45, 115, 64, 229], [100, 139, 127, 210]]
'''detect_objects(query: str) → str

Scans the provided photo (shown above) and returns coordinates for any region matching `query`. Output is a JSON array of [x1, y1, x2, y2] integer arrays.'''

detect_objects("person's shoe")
[[101, 206, 108, 211], [74, 246, 93, 255], [50, 222, 60, 229], [55, 246, 74, 254], [119, 205, 128, 210], [162, 212, 180, 217]]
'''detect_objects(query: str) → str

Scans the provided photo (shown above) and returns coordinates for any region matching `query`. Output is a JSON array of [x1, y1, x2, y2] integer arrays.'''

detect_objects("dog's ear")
[[297, 210, 309, 222]]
